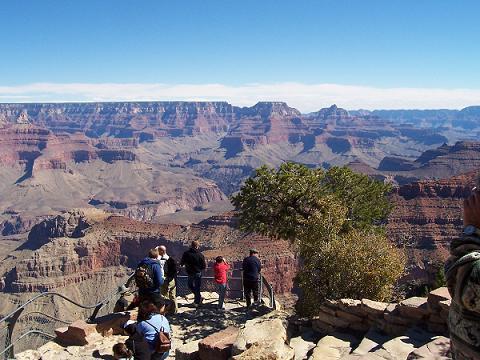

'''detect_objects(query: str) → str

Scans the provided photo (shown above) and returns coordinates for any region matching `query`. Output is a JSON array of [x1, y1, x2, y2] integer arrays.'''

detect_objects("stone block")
[[384, 312, 413, 326], [312, 319, 336, 334], [427, 287, 451, 312], [338, 299, 366, 316], [313, 312, 349, 328], [361, 299, 388, 316], [199, 326, 239, 360], [319, 304, 337, 316], [398, 297, 429, 319], [176, 339, 201, 360], [336, 310, 363, 323]]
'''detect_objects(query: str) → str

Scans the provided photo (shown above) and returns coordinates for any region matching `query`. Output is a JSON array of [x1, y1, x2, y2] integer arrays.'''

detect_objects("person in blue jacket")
[[136, 248, 164, 307]]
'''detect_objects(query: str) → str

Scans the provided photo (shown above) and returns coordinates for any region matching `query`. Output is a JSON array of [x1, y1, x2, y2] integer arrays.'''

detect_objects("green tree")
[[232, 163, 405, 315]]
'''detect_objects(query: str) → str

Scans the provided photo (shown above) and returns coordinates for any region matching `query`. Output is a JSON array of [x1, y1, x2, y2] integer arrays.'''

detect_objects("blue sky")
[[1, 0, 479, 110]]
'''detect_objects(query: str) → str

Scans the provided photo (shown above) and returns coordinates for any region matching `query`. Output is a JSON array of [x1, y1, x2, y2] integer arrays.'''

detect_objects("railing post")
[[88, 303, 103, 323], [4, 307, 24, 360]]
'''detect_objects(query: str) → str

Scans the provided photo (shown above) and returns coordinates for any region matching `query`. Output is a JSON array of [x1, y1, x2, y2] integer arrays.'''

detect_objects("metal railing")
[[0, 267, 276, 358], [0, 275, 130, 359]]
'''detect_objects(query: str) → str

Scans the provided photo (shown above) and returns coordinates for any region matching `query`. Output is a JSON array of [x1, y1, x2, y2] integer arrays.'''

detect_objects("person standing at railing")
[[156, 245, 178, 314], [214, 256, 230, 310], [242, 249, 262, 308], [180, 241, 206, 308]]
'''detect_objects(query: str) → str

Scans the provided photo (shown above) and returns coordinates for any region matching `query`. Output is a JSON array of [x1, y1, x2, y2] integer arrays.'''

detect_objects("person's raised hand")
[[464, 191, 480, 228]]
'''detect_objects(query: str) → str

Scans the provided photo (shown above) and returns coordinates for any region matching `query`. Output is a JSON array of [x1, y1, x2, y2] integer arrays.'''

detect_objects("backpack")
[[135, 262, 155, 290], [144, 317, 171, 354]]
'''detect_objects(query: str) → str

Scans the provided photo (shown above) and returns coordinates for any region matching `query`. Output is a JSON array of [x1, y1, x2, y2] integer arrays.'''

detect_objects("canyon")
[[0, 101, 479, 307]]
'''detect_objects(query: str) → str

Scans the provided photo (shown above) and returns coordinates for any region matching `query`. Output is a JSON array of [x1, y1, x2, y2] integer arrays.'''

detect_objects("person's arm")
[[200, 253, 207, 270], [153, 263, 164, 287], [180, 252, 186, 266]]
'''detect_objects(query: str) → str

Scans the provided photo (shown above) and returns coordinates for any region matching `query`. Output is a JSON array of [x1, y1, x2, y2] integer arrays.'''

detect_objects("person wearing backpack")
[[180, 241, 206, 307], [135, 249, 164, 307], [136, 298, 171, 360]]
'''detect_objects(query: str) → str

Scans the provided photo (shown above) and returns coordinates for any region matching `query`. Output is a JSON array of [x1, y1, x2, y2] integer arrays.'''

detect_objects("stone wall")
[[305, 287, 451, 337]]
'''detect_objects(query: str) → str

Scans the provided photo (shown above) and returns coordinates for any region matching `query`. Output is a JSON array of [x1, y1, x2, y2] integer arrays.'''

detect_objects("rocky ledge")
[[16, 288, 452, 360]]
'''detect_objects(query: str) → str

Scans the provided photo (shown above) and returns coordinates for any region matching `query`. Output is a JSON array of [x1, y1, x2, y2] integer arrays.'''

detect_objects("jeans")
[[243, 279, 259, 307], [187, 273, 202, 304], [217, 283, 227, 308]]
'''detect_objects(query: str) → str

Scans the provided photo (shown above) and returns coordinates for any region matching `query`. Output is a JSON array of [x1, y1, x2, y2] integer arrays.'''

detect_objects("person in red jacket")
[[213, 256, 230, 310]]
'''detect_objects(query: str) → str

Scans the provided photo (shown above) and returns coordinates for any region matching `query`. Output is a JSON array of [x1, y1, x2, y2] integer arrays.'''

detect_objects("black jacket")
[[165, 256, 178, 281], [242, 255, 262, 281], [181, 248, 206, 275], [125, 333, 151, 360]]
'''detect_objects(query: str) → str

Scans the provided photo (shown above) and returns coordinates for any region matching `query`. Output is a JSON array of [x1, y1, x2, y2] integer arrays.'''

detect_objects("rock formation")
[[387, 171, 477, 284], [0, 210, 296, 299]]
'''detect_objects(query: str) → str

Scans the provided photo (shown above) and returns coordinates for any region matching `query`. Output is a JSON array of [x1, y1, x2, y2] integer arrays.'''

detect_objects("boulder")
[[54, 320, 102, 346], [199, 326, 239, 360], [232, 317, 288, 356], [14, 350, 41, 360], [289, 335, 316, 360], [406, 336, 451, 359], [232, 340, 295, 360], [176, 339, 201, 360], [309, 332, 359, 360]]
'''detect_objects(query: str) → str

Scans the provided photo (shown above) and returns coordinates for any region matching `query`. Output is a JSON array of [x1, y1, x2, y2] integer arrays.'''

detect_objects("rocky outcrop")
[[387, 172, 476, 284], [0, 211, 296, 296]]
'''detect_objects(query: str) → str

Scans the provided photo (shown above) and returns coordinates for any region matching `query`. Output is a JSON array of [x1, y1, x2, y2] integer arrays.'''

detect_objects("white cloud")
[[0, 82, 479, 112]]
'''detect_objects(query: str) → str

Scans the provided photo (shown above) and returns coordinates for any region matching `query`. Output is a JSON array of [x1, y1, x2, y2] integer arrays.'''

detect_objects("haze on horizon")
[[1, 0, 479, 111]]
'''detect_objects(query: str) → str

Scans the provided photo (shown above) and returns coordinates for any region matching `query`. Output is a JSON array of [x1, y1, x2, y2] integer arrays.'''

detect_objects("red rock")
[[54, 320, 100, 346], [198, 326, 239, 360]]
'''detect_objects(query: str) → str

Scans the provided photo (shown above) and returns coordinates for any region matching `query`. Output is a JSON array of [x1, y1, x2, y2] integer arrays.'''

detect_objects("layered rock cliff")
[[387, 172, 477, 284], [0, 210, 296, 297]]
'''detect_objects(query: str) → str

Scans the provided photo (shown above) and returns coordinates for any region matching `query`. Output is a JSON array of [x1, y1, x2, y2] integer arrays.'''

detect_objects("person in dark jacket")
[[122, 321, 151, 360], [157, 245, 178, 313], [180, 241, 206, 306], [136, 249, 164, 307], [242, 249, 262, 308], [113, 285, 134, 313]]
